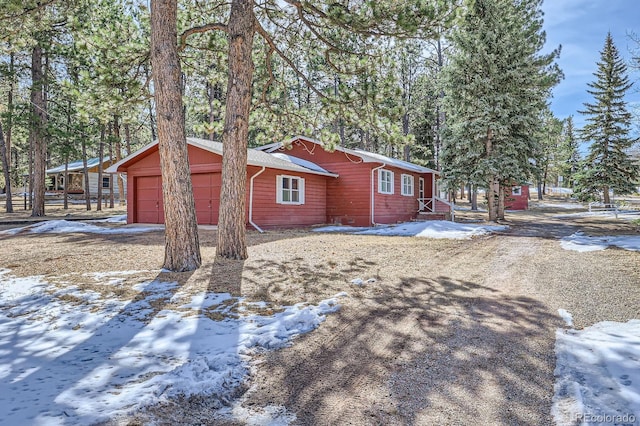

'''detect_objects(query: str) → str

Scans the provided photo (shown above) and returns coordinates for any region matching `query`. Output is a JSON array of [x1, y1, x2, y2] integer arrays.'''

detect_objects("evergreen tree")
[[576, 33, 639, 204], [175, 0, 458, 259], [560, 115, 581, 189], [441, 0, 560, 221], [413, 36, 449, 170], [150, 0, 201, 271], [532, 109, 563, 200]]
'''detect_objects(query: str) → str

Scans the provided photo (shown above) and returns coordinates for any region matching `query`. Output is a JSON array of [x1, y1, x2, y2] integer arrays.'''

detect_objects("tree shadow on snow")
[[0, 270, 192, 425]]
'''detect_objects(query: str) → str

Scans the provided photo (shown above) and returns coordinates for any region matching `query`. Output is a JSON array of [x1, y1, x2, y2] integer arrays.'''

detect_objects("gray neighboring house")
[[46, 156, 126, 197]]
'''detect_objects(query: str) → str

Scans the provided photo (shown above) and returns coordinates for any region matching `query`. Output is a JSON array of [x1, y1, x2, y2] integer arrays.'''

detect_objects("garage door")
[[135, 175, 163, 223], [192, 173, 221, 225]]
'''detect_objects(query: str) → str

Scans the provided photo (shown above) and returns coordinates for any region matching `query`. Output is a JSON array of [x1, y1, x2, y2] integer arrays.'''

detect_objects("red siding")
[[248, 166, 327, 228], [324, 165, 370, 226], [505, 185, 529, 210], [372, 167, 426, 224], [270, 138, 435, 226], [434, 199, 451, 213], [123, 144, 329, 228]]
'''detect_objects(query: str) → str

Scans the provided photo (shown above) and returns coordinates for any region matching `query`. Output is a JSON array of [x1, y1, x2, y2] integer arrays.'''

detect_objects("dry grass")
[[0, 198, 127, 222], [2, 198, 639, 425]]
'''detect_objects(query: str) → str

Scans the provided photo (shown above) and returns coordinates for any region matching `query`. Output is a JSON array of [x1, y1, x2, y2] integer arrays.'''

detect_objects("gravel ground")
[[1, 202, 639, 425]]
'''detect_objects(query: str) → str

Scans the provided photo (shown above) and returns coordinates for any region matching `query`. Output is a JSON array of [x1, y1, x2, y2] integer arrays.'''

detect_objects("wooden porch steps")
[[415, 211, 451, 221]]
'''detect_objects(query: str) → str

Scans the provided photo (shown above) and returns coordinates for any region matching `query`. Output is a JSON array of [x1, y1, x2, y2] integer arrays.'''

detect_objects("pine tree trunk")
[[217, 0, 255, 260], [485, 128, 499, 221], [113, 115, 125, 205], [145, 64, 157, 141], [124, 123, 132, 155], [206, 80, 220, 141], [487, 177, 499, 221], [603, 185, 610, 205], [63, 100, 72, 210], [81, 138, 91, 211], [30, 44, 47, 217], [537, 181, 543, 200], [433, 38, 445, 171], [97, 127, 104, 211], [402, 112, 410, 162], [151, 0, 201, 271], [107, 126, 114, 209], [0, 122, 13, 213], [498, 182, 505, 220], [471, 185, 478, 211], [63, 154, 68, 210], [6, 53, 14, 175]]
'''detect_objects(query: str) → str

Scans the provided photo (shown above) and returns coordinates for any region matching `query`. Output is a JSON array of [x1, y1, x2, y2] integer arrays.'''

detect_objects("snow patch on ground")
[[553, 318, 640, 426], [560, 232, 640, 252], [554, 210, 640, 220], [215, 403, 297, 425], [558, 309, 573, 327], [315, 221, 507, 239], [95, 215, 128, 223], [350, 278, 376, 286], [1, 219, 156, 235], [0, 270, 347, 425], [533, 202, 584, 210]]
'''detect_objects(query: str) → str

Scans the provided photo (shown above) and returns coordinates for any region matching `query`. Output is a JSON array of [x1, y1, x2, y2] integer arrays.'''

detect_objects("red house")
[[106, 138, 337, 229], [107, 136, 451, 229], [256, 136, 450, 226], [505, 185, 529, 210]]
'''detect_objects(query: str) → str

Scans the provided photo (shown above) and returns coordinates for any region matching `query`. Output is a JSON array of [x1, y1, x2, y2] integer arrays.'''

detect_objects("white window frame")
[[378, 169, 394, 194], [401, 174, 414, 196], [419, 177, 425, 199], [102, 176, 111, 188], [276, 175, 305, 205], [512, 186, 522, 196]]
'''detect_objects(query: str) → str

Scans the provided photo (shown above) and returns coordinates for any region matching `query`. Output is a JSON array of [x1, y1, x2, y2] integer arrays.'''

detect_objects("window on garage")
[[276, 175, 305, 204]]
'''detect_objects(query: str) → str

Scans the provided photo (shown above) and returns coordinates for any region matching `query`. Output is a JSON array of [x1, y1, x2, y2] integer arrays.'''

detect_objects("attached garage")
[[106, 138, 338, 228], [135, 175, 163, 223], [192, 172, 221, 224]]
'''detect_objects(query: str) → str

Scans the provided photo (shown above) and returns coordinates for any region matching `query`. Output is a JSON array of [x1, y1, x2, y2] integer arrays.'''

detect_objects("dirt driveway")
[[2, 205, 639, 425]]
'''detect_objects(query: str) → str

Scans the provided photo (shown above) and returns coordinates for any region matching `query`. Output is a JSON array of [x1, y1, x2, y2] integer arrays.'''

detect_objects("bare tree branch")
[[259, 44, 275, 104], [254, 19, 328, 101], [179, 23, 228, 51]]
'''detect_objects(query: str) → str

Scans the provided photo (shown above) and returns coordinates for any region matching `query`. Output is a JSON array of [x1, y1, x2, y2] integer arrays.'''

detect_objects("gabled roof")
[[105, 137, 338, 177], [256, 135, 438, 175], [47, 156, 111, 174]]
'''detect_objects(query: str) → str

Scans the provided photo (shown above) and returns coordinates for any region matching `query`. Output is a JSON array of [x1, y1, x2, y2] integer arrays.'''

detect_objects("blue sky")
[[541, 1, 639, 130]]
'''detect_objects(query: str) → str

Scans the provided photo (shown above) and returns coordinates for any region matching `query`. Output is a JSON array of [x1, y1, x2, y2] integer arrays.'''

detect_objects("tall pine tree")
[[441, 0, 560, 221], [561, 115, 581, 190], [577, 33, 639, 204]]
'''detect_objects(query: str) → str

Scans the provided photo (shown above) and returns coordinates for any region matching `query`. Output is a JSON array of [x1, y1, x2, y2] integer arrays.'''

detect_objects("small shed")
[[106, 138, 338, 229], [505, 185, 529, 210]]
